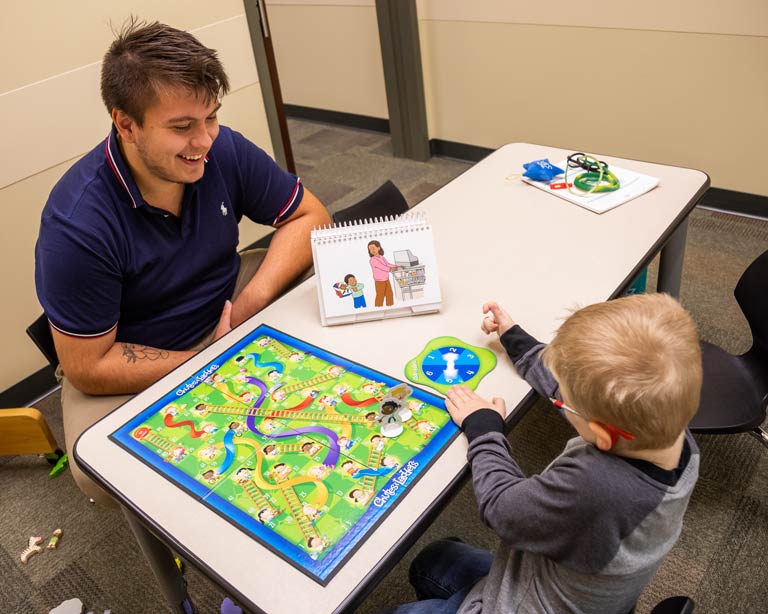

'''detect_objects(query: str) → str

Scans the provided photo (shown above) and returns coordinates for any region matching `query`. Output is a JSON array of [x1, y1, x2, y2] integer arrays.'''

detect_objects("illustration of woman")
[[367, 240, 398, 307]]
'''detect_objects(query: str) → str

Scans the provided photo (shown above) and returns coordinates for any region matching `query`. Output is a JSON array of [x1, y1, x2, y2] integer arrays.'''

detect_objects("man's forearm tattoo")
[[121, 343, 170, 364]]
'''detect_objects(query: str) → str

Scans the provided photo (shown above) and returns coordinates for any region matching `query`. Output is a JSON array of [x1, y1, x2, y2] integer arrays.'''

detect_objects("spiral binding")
[[310, 212, 430, 244]]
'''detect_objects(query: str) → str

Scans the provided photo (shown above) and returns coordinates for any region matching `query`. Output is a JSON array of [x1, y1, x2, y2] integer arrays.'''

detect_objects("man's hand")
[[445, 385, 507, 428], [213, 300, 232, 341], [481, 301, 516, 338]]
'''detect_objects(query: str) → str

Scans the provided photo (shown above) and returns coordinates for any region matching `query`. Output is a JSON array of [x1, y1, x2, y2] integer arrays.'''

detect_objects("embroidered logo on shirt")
[[220, 202, 228, 216]]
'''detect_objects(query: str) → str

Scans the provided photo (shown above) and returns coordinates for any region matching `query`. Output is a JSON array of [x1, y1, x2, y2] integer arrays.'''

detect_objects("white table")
[[75, 143, 709, 613]]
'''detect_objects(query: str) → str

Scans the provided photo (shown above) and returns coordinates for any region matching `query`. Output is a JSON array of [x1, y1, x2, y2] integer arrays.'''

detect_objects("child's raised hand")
[[445, 385, 506, 427], [481, 301, 515, 337]]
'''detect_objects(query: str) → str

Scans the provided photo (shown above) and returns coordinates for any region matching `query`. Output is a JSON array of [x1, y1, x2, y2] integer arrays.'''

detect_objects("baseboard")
[[429, 139, 494, 163], [696, 187, 768, 220], [0, 364, 59, 409], [285, 104, 390, 133]]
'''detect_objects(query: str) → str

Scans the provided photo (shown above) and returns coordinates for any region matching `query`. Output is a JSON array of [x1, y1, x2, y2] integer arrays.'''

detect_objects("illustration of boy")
[[341, 274, 367, 309]]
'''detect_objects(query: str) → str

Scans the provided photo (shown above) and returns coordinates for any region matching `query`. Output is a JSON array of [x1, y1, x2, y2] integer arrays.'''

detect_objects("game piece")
[[110, 324, 459, 584], [377, 397, 404, 438], [20, 536, 43, 564], [47, 528, 63, 549], [405, 337, 497, 395]]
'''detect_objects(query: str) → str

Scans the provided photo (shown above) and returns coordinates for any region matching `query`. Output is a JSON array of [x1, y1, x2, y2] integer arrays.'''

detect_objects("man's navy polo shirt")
[[35, 124, 303, 350]]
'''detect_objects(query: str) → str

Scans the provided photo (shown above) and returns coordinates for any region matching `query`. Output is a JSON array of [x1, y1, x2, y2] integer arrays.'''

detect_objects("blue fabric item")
[[220, 597, 242, 614], [522, 158, 564, 181], [35, 124, 303, 350]]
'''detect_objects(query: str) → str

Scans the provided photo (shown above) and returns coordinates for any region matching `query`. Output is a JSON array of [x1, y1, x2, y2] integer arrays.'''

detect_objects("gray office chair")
[[689, 248, 768, 449]]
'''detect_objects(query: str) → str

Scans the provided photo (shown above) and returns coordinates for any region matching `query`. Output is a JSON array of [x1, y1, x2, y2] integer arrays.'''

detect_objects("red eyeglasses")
[[549, 398, 635, 446]]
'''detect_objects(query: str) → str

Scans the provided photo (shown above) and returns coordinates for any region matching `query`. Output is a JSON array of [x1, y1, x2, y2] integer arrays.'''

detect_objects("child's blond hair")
[[541, 293, 702, 450]]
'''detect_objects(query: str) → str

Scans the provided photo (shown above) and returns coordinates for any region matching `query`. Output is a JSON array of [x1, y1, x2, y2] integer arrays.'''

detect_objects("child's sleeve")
[[500, 326, 561, 401], [464, 427, 624, 570]]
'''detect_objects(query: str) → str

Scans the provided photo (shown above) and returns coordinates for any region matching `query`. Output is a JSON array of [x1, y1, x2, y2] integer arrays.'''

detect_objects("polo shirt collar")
[[104, 124, 146, 209]]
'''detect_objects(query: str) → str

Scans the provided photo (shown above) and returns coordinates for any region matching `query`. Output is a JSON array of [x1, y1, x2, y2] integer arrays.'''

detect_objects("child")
[[392, 293, 702, 614], [343, 273, 367, 309]]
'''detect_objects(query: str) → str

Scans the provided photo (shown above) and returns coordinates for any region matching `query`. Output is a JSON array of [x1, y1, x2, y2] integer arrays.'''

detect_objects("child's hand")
[[481, 301, 516, 337], [445, 385, 507, 427]]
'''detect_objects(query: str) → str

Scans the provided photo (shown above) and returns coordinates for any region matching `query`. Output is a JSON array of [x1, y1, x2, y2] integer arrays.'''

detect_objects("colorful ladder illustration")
[[281, 486, 320, 543]]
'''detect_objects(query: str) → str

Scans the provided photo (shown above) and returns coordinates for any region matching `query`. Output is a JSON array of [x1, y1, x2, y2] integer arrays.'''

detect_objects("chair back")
[[331, 180, 409, 224], [26, 313, 59, 368], [734, 248, 768, 390]]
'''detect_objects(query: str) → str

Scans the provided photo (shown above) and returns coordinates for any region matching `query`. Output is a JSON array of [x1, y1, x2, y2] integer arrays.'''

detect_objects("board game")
[[110, 324, 458, 584]]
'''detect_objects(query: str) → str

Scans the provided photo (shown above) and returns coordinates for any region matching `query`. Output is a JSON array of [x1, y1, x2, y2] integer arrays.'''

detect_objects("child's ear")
[[588, 421, 614, 451]]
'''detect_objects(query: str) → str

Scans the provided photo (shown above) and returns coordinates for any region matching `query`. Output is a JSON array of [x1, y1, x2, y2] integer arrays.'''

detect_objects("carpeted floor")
[[1, 118, 767, 613]]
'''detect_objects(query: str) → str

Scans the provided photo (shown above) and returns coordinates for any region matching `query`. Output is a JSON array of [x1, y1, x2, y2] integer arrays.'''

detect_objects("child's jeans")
[[385, 538, 493, 614]]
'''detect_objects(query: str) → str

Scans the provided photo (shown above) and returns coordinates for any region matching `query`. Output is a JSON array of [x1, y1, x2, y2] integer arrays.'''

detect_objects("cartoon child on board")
[[328, 365, 345, 377], [201, 469, 221, 485], [257, 508, 278, 524], [307, 536, 325, 552], [415, 420, 437, 439], [339, 273, 367, 309], [362, 381, 384, 396], [381, 456, 399, 469], [269, 463, 291, 482], [348, 488, 373, 505], [337, 436, 354, 451], [303, 504, 320, 522], [198, 445, 219, 462], [262, 444, 280, 457], [369, 435, 385, 451], [341, 461, 358, 477], [309, 464, 330, 479], [261, 418, 279, 433], [301, 442, 323, 457], [257, 337, 271, 348], [228, 421, 245, 436], [234, 467, 254, 483]]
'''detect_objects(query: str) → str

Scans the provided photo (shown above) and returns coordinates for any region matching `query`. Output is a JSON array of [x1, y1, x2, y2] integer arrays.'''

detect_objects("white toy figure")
[[377, 397, 404, 438]]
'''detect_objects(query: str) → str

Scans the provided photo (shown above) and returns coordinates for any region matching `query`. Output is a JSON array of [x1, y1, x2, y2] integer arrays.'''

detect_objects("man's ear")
[[588, 420, 614, 451], [112, 109, 138, 143]]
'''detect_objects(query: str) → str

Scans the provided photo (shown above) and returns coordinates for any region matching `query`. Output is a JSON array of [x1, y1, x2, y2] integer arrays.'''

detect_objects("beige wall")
[[1, 2, 276, 392], [267, 1, 767, 196], [269, 1, 388, 118]]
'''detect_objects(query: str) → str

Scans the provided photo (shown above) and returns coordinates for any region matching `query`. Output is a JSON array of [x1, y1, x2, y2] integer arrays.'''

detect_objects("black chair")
[[651, 596, 695, 614], [331, 180, 409, 224], [26, 313, 59, 368], [244, 181, 409, 251], [689, 248, 768, 448]]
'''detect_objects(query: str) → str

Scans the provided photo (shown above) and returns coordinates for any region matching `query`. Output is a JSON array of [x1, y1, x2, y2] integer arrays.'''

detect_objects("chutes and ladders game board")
[[110, 324, 458, 584]]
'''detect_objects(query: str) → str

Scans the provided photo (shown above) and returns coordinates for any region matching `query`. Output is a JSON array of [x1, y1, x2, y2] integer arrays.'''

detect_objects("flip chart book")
[[311, 213, 442, 326], [522, 161, 660, 214]]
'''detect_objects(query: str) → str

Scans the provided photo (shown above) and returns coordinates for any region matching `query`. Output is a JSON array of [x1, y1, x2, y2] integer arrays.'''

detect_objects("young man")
[[35, 20, 330, 504], [392, 293, 702, 614]]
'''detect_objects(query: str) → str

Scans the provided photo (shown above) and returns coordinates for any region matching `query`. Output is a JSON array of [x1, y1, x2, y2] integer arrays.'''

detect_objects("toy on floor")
[[405, 336, 497, 395], [47, 529, 63, 549], [20, 536, 43, 564]]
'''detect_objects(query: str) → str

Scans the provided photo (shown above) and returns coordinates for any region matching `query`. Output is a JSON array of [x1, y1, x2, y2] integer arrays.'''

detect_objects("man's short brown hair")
[[541, 293, 702, 450], [101, 17, 230, 124]]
